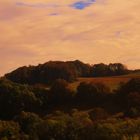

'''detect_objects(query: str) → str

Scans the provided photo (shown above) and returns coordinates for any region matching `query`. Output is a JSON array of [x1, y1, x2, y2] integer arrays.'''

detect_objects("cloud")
[[16, 2, 59, 8], [16, 0, 96, 10], [48, 13, 59, 16], [0, 0, 140, 75]]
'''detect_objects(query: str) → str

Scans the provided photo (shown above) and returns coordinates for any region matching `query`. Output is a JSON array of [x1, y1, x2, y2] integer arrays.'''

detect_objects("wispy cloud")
[[48, 13, 59, 16], [16, 0, 96, 10], [16, 2, 60, 8]]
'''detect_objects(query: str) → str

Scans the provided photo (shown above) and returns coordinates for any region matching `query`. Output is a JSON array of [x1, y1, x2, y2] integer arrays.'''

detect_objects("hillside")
[[5, 60, 129, 85], [0, 64, 140, 139], [69, 72, 140, 91]]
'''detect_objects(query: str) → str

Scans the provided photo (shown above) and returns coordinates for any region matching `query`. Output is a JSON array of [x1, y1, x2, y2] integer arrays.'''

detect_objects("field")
[[69, 72, 140, 91]]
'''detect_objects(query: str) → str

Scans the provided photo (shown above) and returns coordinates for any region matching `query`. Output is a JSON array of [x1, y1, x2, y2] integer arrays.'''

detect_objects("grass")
[[69, 72, 140, 91]]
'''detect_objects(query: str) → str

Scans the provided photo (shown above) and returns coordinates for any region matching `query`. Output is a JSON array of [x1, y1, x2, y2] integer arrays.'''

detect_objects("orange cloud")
[[0, 0, 140, 75]]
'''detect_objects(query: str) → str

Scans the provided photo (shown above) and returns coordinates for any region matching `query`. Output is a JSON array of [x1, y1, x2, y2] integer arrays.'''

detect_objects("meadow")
[[69, 72, 140, 91]]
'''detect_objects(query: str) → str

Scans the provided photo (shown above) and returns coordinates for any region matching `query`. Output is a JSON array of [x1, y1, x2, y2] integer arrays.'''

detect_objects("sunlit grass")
[[69, 72, 140, 92]]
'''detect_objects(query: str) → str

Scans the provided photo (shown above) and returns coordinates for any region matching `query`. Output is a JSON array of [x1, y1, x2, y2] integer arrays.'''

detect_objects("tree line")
[[5, 60, 129, 85]]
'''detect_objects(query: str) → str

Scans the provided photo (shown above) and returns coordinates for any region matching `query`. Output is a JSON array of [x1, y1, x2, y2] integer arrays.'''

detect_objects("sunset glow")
[[0, 0, 140, 75]]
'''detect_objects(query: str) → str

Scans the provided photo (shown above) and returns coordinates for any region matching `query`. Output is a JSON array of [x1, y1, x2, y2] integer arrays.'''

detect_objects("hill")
[[0, 62, 140, 139], [5, 60, 91, 84], [5, 60, 129, 85]]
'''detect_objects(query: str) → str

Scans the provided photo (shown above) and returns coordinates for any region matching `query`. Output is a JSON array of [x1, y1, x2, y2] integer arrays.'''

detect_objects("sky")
[[0, 0, 140, 76]]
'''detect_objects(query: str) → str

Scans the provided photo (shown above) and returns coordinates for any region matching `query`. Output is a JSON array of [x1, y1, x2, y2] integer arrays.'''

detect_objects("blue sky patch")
[[71, 0, 96, 10]]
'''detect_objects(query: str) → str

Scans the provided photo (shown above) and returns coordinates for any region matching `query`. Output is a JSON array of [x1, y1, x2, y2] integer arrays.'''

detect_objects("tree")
[[108, 63, 128, 76], [90, 63, 128, 77], [76, 82, 110, 106], [91, 63, 109, 77], [116, 78, 140, 112], [50, 79, 74, 105], [16, 111, 42, 139]]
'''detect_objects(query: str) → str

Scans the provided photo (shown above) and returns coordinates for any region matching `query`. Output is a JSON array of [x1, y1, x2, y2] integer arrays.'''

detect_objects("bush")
[[0, 78, 40, 119], [76, 82, 110, 106]]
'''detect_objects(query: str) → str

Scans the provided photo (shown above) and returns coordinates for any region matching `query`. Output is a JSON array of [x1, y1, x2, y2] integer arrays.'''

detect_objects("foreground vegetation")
[[0, 60, 140, 139], [0, 76, 139, 139]]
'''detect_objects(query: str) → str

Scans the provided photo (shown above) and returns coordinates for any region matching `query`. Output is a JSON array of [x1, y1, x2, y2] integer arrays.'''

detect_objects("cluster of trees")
[[0, 78, 41, 119], [116, 78, 140, 117], [0, 78, 108, 119], [0, 78, 140, 119], [91, 63, 128, 77], [5, 60, 129, 85], [0, 66, 140, 139], [1, 110, 140, 139], [5, 60, 90, 84]]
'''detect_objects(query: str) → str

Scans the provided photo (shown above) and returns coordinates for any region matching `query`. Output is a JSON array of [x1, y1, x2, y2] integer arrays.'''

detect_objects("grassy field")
[[69, 72, 140, 91]]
